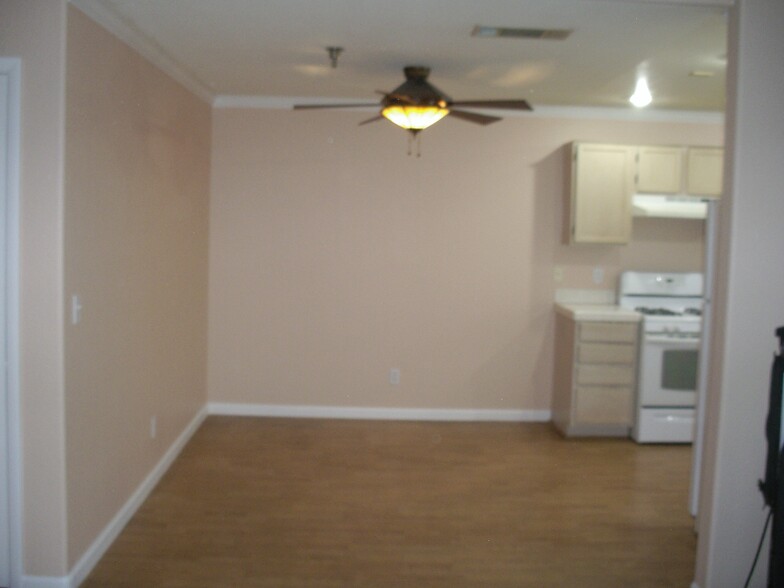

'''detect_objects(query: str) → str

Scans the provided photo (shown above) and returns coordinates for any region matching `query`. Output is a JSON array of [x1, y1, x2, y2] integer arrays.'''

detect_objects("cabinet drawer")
[[575, 386, 633, 425], [576, 364, 635, 386], [577, 342, 636, 365], [579, 322, 638, 344]]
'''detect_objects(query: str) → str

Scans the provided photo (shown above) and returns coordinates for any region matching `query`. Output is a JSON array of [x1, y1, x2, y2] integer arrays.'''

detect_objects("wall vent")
[[471, 26, 573, 40]]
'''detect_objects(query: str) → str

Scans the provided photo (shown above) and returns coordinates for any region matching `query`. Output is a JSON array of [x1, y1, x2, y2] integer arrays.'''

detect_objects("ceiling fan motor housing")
[[385, 66, 452, 107]]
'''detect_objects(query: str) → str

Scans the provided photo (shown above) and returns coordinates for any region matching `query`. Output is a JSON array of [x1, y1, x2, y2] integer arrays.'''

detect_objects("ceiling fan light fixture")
[[381, 104, 450, 131]]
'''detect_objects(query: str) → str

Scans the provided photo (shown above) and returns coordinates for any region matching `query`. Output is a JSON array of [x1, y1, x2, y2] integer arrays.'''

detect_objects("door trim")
[[0, 56, 23, 588]]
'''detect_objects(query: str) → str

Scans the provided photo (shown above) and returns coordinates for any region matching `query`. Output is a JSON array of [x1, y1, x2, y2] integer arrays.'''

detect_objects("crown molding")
[[530, 105, 724, 124], [214, 95, 724, 125], [213, 95, 380, 110], [601, 0, 732, 5], [69, 0, 214, 104]]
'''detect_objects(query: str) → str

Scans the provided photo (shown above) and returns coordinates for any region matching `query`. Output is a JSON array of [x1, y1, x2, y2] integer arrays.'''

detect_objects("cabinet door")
[[636, 146, 684, 194], [687, 147, 723, 197], [570, 143, 636, 244], [575, 386, 634, 425]]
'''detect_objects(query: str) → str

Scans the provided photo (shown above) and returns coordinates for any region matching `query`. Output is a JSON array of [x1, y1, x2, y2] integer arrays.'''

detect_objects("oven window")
[[661, 349, 699, 390]]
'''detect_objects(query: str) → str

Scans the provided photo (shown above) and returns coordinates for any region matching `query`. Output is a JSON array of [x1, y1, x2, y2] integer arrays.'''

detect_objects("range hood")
[[632, 194, 708, 219]]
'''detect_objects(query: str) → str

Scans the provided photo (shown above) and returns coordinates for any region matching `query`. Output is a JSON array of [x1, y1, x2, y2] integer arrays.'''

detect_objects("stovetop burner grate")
[[634, 306, 703, 317], [635, 307, 680, 316]]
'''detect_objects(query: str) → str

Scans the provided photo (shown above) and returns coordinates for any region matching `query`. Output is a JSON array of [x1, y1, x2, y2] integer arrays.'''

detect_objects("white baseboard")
[[21, 577, 69, 588], [61, 406, 208, 588], [208, 402, 551, 423]]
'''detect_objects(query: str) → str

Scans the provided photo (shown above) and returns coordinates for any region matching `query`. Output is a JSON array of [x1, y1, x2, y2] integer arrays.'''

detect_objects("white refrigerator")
[[689, 199, 718, 517]]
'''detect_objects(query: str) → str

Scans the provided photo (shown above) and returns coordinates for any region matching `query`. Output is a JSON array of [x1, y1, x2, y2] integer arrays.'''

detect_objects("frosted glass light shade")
[[629, 78, 652, 108], [381, 105, 449, 130]]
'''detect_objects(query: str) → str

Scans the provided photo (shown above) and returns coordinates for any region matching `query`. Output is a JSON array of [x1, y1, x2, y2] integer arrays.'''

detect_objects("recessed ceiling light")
[[689, 70, 716, 78]]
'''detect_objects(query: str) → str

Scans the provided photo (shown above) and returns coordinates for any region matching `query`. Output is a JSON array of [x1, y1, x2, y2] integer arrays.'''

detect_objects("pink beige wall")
[[208, 109, 721, 411], [0, 0, 69, 576], [64, 6, 211, 567], [554, 218, 705, 288]]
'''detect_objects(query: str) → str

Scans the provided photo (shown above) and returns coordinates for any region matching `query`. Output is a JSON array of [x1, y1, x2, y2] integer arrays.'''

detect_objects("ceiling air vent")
[[471, 26, 572, 40]]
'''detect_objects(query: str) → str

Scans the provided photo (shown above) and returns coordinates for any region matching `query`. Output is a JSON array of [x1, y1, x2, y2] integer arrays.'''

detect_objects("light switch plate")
[[71, 294, 83, 325]]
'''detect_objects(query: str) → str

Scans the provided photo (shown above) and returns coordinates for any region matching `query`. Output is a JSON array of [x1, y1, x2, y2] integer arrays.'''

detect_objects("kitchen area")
[[554, 270, 704, 443], [552, 141, 723, 516], [550, 140, 723, 510]]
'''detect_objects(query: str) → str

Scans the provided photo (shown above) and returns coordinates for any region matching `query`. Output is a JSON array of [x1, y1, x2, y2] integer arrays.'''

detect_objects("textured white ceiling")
[[71, 0, 728, 112]]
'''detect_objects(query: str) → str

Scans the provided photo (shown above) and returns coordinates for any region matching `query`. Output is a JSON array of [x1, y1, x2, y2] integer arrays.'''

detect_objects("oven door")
[[639, 334, 699, 407]]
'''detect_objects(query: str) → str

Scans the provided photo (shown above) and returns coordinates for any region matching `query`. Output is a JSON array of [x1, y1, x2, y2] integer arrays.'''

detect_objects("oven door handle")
[[653, 413, 695, 425], [644, 335, 700, 346]]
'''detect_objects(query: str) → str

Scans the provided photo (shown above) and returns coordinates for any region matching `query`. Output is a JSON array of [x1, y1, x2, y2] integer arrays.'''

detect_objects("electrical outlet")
[[389, 368, 400, 385], [553, 266, 564, 283], [150, 415, 157, 439], [592, 267, 604, 285]]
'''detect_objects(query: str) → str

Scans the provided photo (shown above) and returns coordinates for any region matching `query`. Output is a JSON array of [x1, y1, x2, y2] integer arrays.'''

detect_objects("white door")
[[0, 69, 11, 588]]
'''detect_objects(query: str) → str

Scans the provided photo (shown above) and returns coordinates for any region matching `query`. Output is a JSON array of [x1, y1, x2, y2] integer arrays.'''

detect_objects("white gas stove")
[[619, 272, 704, 443]]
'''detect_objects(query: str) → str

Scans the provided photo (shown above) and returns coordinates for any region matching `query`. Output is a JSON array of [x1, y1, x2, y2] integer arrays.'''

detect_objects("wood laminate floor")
[[82, 417, 696, 587]]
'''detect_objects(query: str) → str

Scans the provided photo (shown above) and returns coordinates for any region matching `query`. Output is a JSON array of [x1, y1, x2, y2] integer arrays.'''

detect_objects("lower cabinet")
[[552, 315, 639, 437]]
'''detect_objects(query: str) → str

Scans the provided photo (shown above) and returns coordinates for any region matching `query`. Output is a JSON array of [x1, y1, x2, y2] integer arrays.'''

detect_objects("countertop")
[[555, 303, 642, 322]]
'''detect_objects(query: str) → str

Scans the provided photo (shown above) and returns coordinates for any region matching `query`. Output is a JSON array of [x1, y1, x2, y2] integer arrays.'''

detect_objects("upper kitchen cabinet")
[[686, 147, 724, 197], [636, 145, 724, 198], [636, 146, 685, 194], [567, 142, 724, 245], [569, 143, 636, 244]]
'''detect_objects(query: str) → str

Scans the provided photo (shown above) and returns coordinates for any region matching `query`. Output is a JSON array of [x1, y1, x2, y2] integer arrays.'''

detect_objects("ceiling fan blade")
[[448, 109, 502, 125], [293, 102, 379, 110], [449, 99, 533, 111], [358, 115, 384, 126]]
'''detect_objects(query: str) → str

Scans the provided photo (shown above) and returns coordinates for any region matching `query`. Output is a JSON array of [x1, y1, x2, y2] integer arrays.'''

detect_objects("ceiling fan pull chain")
[[406, 131, 422, 157]]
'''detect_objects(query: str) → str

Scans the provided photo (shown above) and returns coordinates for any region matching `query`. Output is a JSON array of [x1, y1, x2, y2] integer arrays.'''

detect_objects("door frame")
[[0, 56, 23, 588]]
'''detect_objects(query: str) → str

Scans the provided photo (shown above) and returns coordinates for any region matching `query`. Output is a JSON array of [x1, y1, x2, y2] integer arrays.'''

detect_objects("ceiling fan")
[[293, 66, 533, 136]]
